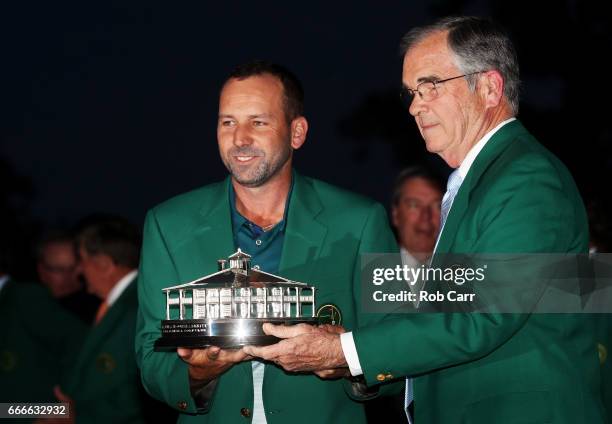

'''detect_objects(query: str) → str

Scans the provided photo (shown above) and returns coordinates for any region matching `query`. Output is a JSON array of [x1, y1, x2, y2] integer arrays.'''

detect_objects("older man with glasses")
[[245, 16, 604, 424]]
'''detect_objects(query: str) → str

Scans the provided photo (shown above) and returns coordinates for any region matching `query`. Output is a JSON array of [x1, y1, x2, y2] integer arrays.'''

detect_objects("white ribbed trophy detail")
[[154, 249, 318, 349]]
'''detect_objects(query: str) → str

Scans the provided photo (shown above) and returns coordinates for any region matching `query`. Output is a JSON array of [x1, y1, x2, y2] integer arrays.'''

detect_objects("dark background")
[[2, 0, 611, 279]]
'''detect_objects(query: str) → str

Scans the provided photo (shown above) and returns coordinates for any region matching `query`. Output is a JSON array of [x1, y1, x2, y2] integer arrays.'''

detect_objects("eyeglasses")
[[400, 71, 484, 104], [400, 198, 442, 215]]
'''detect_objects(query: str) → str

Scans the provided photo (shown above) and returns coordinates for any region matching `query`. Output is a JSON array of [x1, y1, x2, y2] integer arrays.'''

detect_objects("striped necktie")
[[405, 169, 463, 422], [439, 169, 463, 232]]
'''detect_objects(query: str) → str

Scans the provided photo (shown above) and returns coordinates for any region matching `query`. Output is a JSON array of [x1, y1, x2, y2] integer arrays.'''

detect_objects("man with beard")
[[135, 61, 397, 424]]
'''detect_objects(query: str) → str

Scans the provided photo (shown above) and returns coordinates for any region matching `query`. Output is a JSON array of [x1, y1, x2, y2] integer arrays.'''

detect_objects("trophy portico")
[[154, 249, 318, 349]]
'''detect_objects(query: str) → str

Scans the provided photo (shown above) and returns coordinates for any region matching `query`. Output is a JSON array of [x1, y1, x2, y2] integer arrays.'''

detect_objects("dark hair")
[[224, 60, 304, 122], [76, 214, 141, 269], [400, 16, 520, 114], [391, 165, 444, 207]]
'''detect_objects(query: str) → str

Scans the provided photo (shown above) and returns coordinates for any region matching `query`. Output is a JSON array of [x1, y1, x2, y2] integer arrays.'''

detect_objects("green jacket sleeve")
[[135, 209, 198, 414], [353, 153, 588, 386]]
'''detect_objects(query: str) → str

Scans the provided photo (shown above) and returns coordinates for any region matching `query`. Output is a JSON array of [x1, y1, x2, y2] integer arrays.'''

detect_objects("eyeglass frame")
[[400, 71, 485, 103]]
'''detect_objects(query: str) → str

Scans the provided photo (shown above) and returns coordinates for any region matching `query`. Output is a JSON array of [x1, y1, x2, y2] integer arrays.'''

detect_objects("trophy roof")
[[161, 248, 311, 292], [162, 267, 308, 291]]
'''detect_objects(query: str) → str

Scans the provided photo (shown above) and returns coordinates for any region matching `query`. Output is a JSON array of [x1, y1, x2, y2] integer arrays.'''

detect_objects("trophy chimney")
[[228, 248, 251, 271], [217, 259, 227, 271]]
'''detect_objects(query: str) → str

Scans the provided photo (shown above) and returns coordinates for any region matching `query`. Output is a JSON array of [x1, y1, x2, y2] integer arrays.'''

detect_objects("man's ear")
[[290, 117, 308, 150], [479, 70, 504, 109], [93, 254, 114, 273]]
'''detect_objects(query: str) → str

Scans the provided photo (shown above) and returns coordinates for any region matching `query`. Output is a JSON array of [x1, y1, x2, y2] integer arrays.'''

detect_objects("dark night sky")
[[2, 1, 611, 237]]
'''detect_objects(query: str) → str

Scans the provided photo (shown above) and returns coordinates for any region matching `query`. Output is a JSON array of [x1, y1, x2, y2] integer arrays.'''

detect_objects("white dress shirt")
[[106, 270, 138, 307]]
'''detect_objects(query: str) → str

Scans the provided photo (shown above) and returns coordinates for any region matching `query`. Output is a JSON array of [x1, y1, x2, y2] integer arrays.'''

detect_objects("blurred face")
[[37, 242, 79, 298], [77, 245, 109, 299], [217, 74, 294, 188], [403, 31, 486, 167], [392, 177, 442, 259]]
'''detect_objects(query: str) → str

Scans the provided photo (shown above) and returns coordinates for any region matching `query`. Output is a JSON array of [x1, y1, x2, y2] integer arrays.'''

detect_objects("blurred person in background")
[[48, 215, 175, 423], [0, 231, 86, 409], [390, 166, 443, 266], [36, 230, 100, 324]]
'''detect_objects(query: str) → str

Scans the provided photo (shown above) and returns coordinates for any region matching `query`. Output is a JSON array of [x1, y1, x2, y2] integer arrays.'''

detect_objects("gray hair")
[[400, 16, 520, 115]]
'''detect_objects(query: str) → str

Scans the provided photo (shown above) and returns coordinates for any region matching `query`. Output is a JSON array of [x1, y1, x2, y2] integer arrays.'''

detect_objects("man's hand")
[[34, 386, 75, 424], [177, 346, 252, 384], [242, 323, 348, 373]]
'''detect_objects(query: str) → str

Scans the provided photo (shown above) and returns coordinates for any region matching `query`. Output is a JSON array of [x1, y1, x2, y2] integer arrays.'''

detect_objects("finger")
[[177, 348, 192, 360], [318, 324, 345, 334], [243, 344, 276, 360], [314, 369, 333, 378], [53, 385, 69, 402], [218, 348, 250, 362], [262, 323, 312, 338], [315, 368, 350, 379], [206, 346, 221, 360]]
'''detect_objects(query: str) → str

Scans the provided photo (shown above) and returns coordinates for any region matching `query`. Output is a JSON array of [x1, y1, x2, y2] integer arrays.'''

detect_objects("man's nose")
[[408, 94, 427, 117], [233, 124, 253, 147], [418, 206, 433, 224]]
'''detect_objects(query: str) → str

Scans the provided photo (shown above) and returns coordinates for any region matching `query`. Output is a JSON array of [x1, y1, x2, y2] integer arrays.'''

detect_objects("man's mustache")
[[228, 147, 265, 157]]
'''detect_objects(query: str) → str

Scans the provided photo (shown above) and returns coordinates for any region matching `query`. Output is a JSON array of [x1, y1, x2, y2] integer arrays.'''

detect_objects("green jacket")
[[135, 173, 397, 424], [0, 280, 86, 404], [353, 120, 604, 423], [62, 279, 147, 423]]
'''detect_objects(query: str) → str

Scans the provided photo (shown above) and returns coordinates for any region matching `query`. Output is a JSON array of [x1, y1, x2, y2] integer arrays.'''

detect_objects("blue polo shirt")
[[228, 180, 293, 424], [228, 181, 292, 275]]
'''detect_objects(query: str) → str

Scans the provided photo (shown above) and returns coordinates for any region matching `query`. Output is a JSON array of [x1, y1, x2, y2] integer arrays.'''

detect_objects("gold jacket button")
[[177, 400, 188, 410], [376, 373, 386, 381], [599, 343, 608, 365], [240, 407, 251, 418]]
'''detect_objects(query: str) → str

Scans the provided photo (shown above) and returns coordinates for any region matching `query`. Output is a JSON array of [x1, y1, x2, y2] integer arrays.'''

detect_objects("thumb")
[[177, 348, 193, 360]]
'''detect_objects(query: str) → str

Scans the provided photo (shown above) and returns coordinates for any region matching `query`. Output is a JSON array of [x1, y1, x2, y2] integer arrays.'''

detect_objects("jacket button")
[[376, 373, 386, 381], [177, 400, 188, 410], [599, 343, 608, 365], [240, 407, 251, 418]]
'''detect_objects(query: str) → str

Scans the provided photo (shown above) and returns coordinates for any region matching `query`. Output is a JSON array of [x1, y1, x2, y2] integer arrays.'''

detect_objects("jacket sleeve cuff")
[[340, 331, 363, 376]]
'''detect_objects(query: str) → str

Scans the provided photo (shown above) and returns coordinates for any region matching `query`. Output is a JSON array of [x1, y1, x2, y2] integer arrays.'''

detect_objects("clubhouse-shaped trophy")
[[154, 249, 320, 349]]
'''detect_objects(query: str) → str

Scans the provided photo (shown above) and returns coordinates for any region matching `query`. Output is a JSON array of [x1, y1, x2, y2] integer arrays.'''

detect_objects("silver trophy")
[[154, 249, 321, 349]]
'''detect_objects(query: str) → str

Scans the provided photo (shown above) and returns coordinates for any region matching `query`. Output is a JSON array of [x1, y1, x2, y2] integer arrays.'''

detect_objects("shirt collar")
[[400, 247, 431, 268], [0, 275, 9, 293], [106, 269, 137, 307], [457, 117, 516, 179], [229, 175, 293, 235]]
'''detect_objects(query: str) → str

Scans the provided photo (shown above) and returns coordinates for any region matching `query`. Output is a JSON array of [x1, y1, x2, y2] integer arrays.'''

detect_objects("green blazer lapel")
[[278, 172, 328, 284], [436, 120, 527, 253], [192, 178, 252, 380], [79, 278, 138, 358], [186, 178, 236, 278], [67, 279, 137, 387]]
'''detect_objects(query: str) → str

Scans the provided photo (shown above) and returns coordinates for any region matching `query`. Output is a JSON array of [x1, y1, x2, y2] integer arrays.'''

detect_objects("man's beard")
[[222, 143, 292, 188]]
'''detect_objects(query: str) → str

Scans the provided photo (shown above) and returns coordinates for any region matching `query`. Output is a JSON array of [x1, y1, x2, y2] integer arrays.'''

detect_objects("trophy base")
[[154, 317, 317, 350]]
